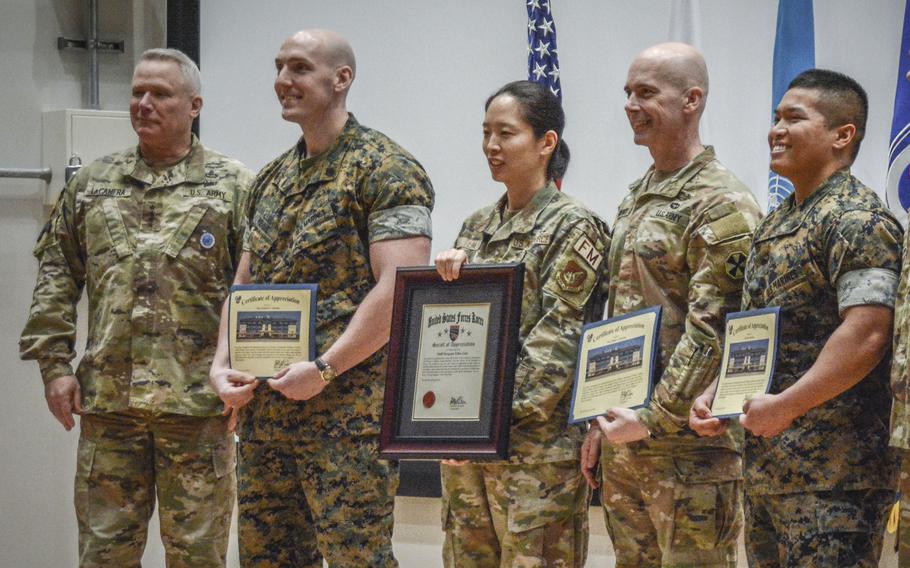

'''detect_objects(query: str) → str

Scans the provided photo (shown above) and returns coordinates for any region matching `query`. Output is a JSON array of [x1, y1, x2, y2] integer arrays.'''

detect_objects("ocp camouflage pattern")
[[742, 170, 901, 495], [19, 137, 253, 416], [605, 146, 761, 450], [452, 182, 610, 463], [76, 410, 236, 567], [441, 460, 588, 567], [239, 114, 434, 441]]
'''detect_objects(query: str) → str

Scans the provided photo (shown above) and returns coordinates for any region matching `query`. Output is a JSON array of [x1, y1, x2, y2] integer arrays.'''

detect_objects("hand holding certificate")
[[227, 284, 318, 379], [710, 307, 781, 419], [568, 306, 662, 424]]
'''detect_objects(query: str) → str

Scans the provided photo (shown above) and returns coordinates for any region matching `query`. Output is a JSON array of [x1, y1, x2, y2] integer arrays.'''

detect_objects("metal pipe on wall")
[[88, 0, 99, 109], [0, 168, 53, 183]]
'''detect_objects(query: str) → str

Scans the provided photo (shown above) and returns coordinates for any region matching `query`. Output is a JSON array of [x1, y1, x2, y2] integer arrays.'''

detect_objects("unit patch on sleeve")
[[557, 260, 588, 293], [725, 251, 747, 280]]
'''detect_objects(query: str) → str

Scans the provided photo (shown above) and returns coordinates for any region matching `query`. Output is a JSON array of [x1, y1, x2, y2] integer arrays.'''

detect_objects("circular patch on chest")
[[200, 231, 216, 250]]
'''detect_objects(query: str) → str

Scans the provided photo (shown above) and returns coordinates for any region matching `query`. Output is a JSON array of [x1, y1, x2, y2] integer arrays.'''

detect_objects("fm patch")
[[557, 260, 588, 292], [573, 235, 603, 270], [725, 252, 747, 279], [200, 231, 216, 250]]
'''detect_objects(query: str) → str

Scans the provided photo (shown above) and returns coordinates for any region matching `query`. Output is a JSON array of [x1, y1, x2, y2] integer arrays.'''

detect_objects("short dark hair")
[[485, 80, 570, 180], [788, 68, 868, 162]]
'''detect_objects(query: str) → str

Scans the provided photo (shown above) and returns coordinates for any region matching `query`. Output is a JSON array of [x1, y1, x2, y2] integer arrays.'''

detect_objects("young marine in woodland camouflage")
[[693, 69, 900, 568], [19, 49, 251, 567], [209, 30, 433, 567], [436, 81, 609, 568], [582, 44, 761, 568]]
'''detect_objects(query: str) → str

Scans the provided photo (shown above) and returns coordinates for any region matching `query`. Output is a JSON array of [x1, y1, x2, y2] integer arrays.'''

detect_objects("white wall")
[[0, 1, 167, 566], [1, 1, 905, 567]]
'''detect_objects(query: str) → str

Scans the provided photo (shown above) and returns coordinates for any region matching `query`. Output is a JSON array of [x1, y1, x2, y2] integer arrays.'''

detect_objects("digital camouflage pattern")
[[76, 410, 235, 568], [899, 452, 910, 566], [238, 115, 432, 567], [240, 114, 434, 442], [600, 146, 759, 566], [441, 182, 608, 567], [238, 436, 398, 568], [606, 146, 760, 446], [19, 137, 252, 416], [598, 445, 742, 568], [891, 202, 910, 451], [451, 182, 610, 464], [742, 170, 901, 497], [745, 489, 893, 568], [441, 460, 588, 568]]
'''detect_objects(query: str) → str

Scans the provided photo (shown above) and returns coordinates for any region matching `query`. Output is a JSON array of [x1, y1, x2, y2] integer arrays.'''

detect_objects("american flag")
[[527, 0, 561, 99]]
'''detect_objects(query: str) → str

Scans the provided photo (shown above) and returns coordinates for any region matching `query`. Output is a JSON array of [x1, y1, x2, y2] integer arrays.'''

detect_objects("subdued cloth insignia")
[[573, 235, 603, 270], [557, 260, 588, 292], [725, 251, 747, 279]]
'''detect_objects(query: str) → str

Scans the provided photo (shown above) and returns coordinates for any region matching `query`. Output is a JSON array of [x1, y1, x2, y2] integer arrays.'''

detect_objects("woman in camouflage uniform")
[[435, 80, 610, 567]]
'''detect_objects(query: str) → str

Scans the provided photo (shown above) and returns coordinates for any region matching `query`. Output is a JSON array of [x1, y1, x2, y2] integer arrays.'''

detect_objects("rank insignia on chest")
[[725, 251, 747, 279], [557, 260, 588, 292], [200, 231, 216, 250]]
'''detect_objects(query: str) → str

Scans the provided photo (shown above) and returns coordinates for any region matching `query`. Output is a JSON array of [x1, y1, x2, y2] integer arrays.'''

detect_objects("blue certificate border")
[[711, 306, 781, 420], [567, 305, 662, 424], [228, 283, 318, 378]]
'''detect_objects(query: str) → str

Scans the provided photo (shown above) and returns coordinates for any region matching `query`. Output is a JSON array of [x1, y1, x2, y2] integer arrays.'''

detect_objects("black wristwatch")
[[314, 356, 337, 383]]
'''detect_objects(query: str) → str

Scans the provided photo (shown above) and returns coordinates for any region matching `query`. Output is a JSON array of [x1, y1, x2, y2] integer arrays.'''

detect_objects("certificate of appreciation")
[[568, 306, 662, 423], [227, 284, 317, 379], [412, 303, 491, 421], [710, 307, 780, 419]]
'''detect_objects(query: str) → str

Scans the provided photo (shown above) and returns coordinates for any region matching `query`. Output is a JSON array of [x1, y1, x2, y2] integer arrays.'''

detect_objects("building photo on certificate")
[[235, 311, 302, 341]]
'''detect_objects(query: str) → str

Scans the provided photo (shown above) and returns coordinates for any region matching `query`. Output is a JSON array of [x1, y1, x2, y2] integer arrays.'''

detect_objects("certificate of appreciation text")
[[228, 284, 317, 379], [412, 303, 491, 421], [711, 307, 780, 419], [568, 306, 661, 423]]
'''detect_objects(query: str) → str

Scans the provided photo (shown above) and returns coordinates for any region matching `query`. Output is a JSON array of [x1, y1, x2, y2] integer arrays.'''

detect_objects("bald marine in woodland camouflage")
[[208, 29, 433, 567], [19, 48, 252, 567], [581, 42, 761, 567]]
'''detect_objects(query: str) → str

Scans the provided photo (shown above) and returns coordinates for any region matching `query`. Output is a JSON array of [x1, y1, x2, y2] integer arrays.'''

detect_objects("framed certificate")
[[227, 284, 317, 379], [711, 307, 781, 419], [379, 264, 524, 460], [567, 306, 662, 423]]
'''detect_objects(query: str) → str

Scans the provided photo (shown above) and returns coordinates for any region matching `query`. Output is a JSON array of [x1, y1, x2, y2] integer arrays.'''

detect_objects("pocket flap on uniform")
[[164, 205, 208, 259], [212, 438, 237, 479], [672, 452, 742, 484], [101, 200, 133, 259], [507, 465, 588, 533]]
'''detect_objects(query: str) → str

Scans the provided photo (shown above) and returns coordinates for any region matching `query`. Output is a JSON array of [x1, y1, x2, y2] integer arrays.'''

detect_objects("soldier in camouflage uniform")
[[580, 43, 761, 568], [693, 69, 901, 567], [18, 49, 250, 567], [208, 30, 433, 567], [435, 81, 609, 567]]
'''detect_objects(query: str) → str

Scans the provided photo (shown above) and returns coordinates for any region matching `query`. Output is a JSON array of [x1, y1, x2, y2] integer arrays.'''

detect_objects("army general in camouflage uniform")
[[18, 49, 251, 567], [436, 81, 609, 567], [693, 70, 901, 567], [581, 43, 761, 568], [209, 30, 433, 567]]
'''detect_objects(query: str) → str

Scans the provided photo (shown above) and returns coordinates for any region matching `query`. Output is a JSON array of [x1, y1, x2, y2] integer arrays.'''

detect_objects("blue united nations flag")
[[887, 0, 910, 225], [767, 0, 814, 211]]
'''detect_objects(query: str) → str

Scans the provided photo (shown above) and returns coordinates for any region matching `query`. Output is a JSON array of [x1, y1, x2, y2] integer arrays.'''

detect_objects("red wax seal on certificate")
[[422, 391, 436, 408]]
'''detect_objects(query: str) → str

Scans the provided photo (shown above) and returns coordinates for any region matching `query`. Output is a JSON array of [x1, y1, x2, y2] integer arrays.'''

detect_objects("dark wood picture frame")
[[380, 264, 524, 460]]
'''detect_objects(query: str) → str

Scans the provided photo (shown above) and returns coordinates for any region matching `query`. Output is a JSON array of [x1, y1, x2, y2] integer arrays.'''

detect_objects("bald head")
[[285, 29, 356, 78], [632, 42, 708, 99]]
